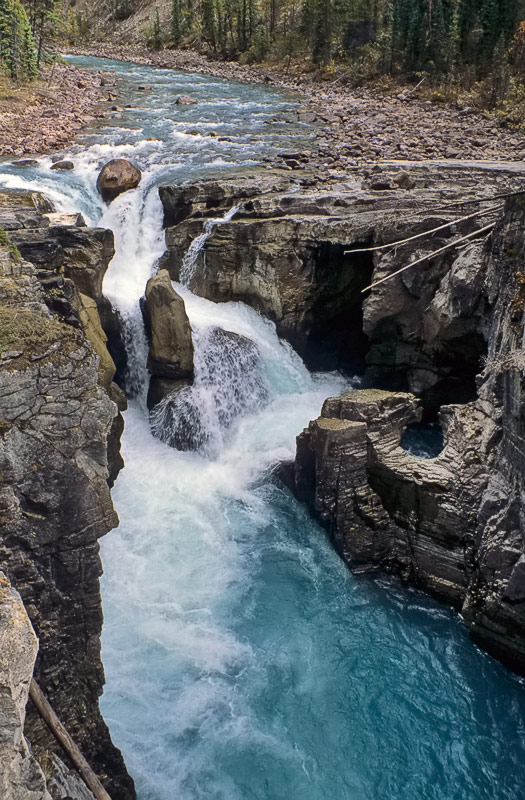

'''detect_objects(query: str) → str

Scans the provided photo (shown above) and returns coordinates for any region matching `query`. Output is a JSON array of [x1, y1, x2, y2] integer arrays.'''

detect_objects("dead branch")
[[29, 679, 112, 800], [361, 222, 495, 293], [345, 205, 500, 255]]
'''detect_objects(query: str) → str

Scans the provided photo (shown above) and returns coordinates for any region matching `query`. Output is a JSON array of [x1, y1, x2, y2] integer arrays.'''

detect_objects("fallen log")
[[29, 678, 112, 800]]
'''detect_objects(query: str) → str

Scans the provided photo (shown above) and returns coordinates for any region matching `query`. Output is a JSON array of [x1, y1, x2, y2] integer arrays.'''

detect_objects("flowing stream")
[[2, 56, 525, 800]]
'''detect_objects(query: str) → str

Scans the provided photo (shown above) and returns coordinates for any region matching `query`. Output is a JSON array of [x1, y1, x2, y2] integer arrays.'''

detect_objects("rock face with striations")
[[96, 158, 141, 203], [160, 168, 525, 673], [0, 192, 135, 798], [289, 194, 525, 675], [158, 166, 523, 377]]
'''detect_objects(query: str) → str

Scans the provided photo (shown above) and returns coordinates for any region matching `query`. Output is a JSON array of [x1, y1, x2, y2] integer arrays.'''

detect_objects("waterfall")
[[179, 204, 241, 287], [150, 325, 269, 454], [3, 54, 525, 800]]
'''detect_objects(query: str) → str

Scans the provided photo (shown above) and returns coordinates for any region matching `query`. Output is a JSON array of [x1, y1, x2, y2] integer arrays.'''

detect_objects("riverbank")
[[67, 43, 525, 166], [0, 63, 116, 159]]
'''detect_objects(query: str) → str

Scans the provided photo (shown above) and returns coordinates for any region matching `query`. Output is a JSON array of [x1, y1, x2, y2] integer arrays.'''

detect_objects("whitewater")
[[1, 56, 525, 800]]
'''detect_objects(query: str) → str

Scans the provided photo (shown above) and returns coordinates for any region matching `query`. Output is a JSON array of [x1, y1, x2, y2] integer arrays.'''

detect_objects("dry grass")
[[0, 304, 83, 369]]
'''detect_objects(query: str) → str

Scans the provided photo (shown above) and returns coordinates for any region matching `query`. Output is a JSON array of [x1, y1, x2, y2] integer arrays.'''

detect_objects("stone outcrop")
[[10, 224, 114, 303], [159, 164, 525, 379], [289, 194, 525, 675], [96, 159, 141, 203], [143, 269, 194, 406], [77, 293, 116, 389], [0, 194, 135, 798], [0, 572, 51, 800]]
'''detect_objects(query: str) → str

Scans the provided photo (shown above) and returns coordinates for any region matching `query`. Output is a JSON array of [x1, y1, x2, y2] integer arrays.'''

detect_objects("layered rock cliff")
[[0, 191, 134, 798], [288, 193, 525, 674], [158, 165, 525, 674]]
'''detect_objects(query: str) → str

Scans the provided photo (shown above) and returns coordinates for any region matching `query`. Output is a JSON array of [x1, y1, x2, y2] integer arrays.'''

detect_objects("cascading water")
[[2, 56, 525, 800], [179, 204, 241, 287]]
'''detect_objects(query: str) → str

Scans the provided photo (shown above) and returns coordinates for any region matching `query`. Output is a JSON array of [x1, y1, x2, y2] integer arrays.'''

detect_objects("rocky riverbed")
[[68, 43, 525, 167], [0, 63, 116, 159]]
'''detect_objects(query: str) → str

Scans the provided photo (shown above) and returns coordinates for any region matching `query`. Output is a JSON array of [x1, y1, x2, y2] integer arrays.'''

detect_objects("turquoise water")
[[1, 56, 525, 800]]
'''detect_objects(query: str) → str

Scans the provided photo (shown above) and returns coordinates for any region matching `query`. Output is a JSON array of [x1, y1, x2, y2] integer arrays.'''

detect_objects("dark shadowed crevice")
[[300, 241, 374, 373]]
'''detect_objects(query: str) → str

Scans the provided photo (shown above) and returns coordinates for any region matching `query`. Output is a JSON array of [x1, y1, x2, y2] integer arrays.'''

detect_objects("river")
[[1, 56, 525, 800]]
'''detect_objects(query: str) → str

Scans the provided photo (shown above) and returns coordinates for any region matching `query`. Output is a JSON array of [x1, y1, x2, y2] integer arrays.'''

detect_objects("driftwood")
[[29, 679, 112, 800], [345, 205, 500, 255], [362, 222, 495, 293], [432, 187, 525, 211]]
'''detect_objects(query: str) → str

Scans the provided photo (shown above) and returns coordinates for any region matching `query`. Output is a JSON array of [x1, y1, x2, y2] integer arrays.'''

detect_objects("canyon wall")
[[0, 191, 134, 799]]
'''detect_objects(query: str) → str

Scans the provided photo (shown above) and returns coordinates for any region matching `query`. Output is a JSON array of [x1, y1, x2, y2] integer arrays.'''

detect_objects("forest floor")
[[0, 63, 116, 159]]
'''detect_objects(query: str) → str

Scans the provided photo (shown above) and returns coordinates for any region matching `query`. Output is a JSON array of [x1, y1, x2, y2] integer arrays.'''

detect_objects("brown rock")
[[144, 269, 194, 379], [96, 159, 141, 203], [50, 160, 74, 171]]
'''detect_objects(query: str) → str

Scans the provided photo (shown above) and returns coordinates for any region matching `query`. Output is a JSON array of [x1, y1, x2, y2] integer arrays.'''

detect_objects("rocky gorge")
[[154, 161, 525, 674], [1, 52, 525, 800]]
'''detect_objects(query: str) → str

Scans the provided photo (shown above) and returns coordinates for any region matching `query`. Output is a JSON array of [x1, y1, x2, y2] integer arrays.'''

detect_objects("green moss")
[[0, 226, 8, 246]]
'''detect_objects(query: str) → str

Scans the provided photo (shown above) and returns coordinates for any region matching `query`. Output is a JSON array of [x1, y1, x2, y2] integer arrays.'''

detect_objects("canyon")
[[0, 55, 525, 799]]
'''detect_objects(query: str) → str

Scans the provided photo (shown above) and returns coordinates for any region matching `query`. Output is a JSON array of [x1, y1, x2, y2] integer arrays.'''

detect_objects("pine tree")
[[201, 0, 216, 49], [172, 0, 181, 44], [312, 0, 332, 64], [0, 0, 37, 79], [152, 6, 162, 49]]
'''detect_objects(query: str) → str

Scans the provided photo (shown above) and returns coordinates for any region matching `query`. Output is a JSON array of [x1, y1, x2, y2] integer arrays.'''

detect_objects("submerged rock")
[[96, 158, 141, 203], [50, 160, 74, 171], [150, 326, 268, 452]]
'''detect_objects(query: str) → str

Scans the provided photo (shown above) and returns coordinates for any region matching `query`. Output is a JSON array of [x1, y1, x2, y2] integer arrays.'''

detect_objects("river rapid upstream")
[[2, 56, 525, 800]]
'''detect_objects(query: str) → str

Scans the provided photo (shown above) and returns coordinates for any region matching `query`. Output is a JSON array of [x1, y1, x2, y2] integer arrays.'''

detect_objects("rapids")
[[1, 56, 525, 800]]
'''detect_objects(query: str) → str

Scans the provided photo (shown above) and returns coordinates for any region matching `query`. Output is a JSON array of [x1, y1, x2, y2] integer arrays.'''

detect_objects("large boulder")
[[96, 159, 141, 203], [144, 270, 194, 380]]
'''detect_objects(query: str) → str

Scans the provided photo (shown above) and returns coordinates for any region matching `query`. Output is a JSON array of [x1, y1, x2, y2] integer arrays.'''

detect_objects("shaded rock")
[[46, 755, 94, 800], [394, 171, 416, 190], [147, 376, 187, 410], [96, 159, 141, 203], [10, 226, 115, 303], [290, 194, 525, 676], [144, 269, 194, 379], [106, 381, 127, 489], [0, 214, 135, 799], [175, 95, 198, 105]]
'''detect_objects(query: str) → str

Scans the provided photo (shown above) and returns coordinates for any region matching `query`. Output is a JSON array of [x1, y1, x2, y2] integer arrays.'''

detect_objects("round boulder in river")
[[96, 159, 142, 203]]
